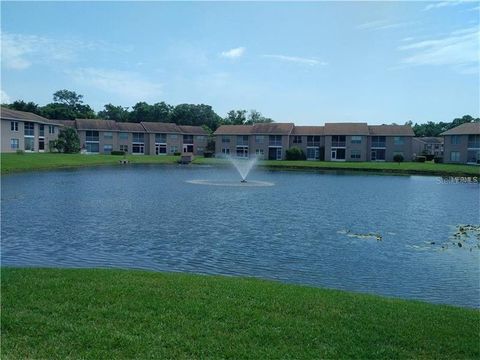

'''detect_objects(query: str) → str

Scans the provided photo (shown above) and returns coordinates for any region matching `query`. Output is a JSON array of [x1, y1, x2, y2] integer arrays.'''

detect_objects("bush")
[[174, 152, 181, 156], [416, 156, 426, 163], [425, 154, 435, 161], [393, 154, 404, 163], [285, 147, 306, 160], [434, 157, 443, 163], [204, 151, 213, 158], [110, 151, 125, 156], [54, 128, 80, 153], [16, 150, 24, 155]]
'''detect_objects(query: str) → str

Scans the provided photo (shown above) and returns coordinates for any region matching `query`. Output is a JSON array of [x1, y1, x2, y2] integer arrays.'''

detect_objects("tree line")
[[2, 89, 478, 135], [2, 89, 273, 133]]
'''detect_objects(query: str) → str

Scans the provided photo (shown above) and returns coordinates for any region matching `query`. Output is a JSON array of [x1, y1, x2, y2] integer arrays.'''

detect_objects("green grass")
[[1, 153, 479, 177], [194, 157, 480, 177], [1, 153, 180, 174], [2, 268, 479, 359]]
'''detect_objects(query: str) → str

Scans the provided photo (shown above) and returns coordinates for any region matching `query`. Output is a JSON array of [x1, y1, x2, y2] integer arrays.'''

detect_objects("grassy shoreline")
[[2, 267, 479, 359], [1, 152, 479, 177]]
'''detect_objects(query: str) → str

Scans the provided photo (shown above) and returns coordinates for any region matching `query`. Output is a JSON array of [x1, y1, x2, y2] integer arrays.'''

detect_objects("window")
[[183, 135, 194, 144], [170, 134, 178, 140], [451, 136, 461, 145], [331, 135, 346, 147], [237, 135, 249, 146], [293, 136, 302, 144], [196, 135, 205, 141], [467, 150, 480, 163], [221, 148, 230, 155], [222, 136, 230, 143], [269, 135, 282, 146], [170, 146, 178, 154], [39, 124, 45, 137], [156, 144, 167, 155], [119, 132, 129, 140], [155, 133, 167, 143], [351, 136, 362, 144], [86, 143, 99, 153], [307, 147, 320, 160], [104, 132, 113, 139], [371, 136, 386, 148], [350, 150, 361, 159], [196, 147, 204, 154], [255, 149, 264, 156], [86, 131, 99, 142], [236, 146, 248, 158], [49, 125, 55, 134], [255, 135, 264, 144], [307, 136, 321, 146], [394, 136, 405, 145], [10, 139, 19, 149], [450, 151, 460, 162], [371, 149, 386, 161], [119, 145, 128, 152], [10, 121, 18, 131], [24, 122, 34, 136], [24, 137, 34, 151], [132, 133, 144, 143], [103, 144, 113, 154], [132, 144, 145, 154], [468, 135, 480, 148]]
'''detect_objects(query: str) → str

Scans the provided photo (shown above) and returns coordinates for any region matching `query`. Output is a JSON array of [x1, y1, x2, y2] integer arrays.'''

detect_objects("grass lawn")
[[2, 268, 479, 359], [1, 152, 479, 177], [194, 157, 480, 177], [0, 153, 180, 174]]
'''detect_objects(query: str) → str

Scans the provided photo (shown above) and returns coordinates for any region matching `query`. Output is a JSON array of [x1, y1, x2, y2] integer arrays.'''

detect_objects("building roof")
[[141, 122, 181, 133], [49, 119, 77, 128], [75, 119, 118, 131], [0, 107, 59, 125], [116, 122, 146, 132], [178, 125, 208, 135], [440, 122, 480, 136], [252, 123, 294, 135], [368, 125, 415, 136], [213, 125, 252, 135], [324, 123, 369, 135], [292, 126, 324, 135], [413, 136, 443, 144]]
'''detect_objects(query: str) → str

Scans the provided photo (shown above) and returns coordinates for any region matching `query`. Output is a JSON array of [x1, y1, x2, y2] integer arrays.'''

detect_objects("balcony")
[[331, 141, 346, 147], [371, 141, 386, 148]]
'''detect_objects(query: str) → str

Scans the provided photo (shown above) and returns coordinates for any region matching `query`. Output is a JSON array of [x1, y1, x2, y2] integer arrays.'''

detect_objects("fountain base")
[[241, 179, 247, 183]]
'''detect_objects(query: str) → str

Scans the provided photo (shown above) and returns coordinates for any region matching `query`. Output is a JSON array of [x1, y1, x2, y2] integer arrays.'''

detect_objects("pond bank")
[[2, 267, 479, 359]]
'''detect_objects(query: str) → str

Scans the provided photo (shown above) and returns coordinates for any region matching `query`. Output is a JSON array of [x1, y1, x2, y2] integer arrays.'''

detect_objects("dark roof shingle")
[[178, 125, 208, 135], [324, 123, 369, 135], [0, 107, 58, 125], [213, 125, 252, 135], [141, 122, 181, 133], [368, 125, 414, 136], [75, 119, 119, 131], [440, 123, 480, 136], [292, 126, 324, 135], [252, 123, 294, 135]]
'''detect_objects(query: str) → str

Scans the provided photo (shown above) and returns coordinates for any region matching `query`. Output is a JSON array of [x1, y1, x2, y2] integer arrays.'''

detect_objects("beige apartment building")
[[441, 123, 480, 164]]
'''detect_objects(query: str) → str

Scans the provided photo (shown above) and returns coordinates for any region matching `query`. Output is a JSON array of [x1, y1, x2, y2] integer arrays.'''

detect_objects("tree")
[[53, 127, 80, 153], [224, 110, 247, 125], [42, 90, 96, 120], [245, 109, 274, 125], [6, 100, 42, 115], [53, 89, 84, 107], [98, 104, 130, 122]]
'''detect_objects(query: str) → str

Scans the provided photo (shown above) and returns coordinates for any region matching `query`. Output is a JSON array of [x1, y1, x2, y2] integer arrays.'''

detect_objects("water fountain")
[[228, 156, 257, 183]]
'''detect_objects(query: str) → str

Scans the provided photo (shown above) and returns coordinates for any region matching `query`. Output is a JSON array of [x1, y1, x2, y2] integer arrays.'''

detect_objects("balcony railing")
[[269, 140, 282, 146], [468, 142, 480, 148], [331, 141, 346, 147], [86, 136, 99, 142], [371, 141, 386, 148]]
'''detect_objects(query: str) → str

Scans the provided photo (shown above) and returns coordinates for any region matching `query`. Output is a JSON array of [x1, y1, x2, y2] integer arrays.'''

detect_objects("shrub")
[[54, 128, 80, 153], [416, 156, 426, 163], [204, 151, 213, 158], [174, 152, 181, 156], [425, 154, 435, 161], [286, 147, 306, 160], [16, 150, 24, 155], [393, 154, 404, 163], [110, 151, 125, 156], [434, 157, 443, 163]]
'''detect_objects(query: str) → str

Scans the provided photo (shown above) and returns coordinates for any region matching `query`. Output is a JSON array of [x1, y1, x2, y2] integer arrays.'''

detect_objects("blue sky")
[[1, 1, 479, 125]]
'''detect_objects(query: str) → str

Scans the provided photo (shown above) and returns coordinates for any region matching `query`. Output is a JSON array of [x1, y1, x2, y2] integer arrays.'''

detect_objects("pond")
[[1, 165, 479, 308]]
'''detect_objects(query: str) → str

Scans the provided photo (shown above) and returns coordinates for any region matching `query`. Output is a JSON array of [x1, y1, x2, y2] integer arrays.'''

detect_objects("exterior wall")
[[289, 135, 325, 160], [346, 135, 368, 162], [193, 135, 208, 155], [1, 119, 24, 152], [385, 136, 413, 161], [443, 135, 468, 163]]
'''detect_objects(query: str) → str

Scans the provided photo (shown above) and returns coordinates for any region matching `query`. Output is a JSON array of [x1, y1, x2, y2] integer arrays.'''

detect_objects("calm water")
[[2, 165, 479, 308]]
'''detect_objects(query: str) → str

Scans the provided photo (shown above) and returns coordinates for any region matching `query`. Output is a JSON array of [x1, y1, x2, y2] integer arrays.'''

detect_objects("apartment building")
[[214, 122, 415, 162], [214, 123, 294, 160], [1, 107, 62, 152], [441, 123, 480, 164], [412, 137, 444, 158]]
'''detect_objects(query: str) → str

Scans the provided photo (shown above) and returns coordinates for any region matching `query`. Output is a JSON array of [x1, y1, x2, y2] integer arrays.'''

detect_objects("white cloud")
[[68, 68, 162, 102], [1, 90, 11, 103], [220, 47, 245, 59], [262, 54, 327, 66], [357, 20, 414, 31], [398, 26, 479, 74], [423, 1, 471, 11]]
